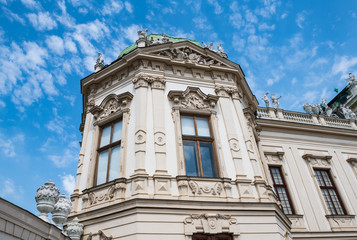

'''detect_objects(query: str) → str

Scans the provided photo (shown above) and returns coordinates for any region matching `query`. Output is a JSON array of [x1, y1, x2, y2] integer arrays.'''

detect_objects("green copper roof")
[[118, 34, 202, 58]]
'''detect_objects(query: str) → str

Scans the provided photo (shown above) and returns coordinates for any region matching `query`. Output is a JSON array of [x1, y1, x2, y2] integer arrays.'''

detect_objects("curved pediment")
[[90, 92, 133, 121], [168, 87, 219, 112]]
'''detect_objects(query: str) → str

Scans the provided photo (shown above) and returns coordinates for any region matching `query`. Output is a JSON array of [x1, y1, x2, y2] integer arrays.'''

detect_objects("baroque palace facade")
[[68, 32, 357, 240]]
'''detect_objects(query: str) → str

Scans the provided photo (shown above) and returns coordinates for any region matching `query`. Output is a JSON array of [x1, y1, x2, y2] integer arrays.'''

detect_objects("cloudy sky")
[[0, 0, 356, 214]]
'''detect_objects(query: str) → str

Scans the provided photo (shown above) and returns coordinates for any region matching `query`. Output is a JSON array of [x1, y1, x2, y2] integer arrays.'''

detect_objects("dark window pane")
[[183, 140, 199, 176], [196, 117, 210, 137], [200, 142, 217, 177], [108, 145, 121, 181], [97, 150, 109, 185], [181, 116, 195, 136]]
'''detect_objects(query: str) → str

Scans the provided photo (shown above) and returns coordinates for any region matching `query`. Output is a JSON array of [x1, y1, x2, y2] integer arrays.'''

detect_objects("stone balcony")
[[256, 107, 357, 130]]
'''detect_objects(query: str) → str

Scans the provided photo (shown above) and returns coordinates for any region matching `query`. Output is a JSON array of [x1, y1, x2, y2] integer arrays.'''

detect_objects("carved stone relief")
[[184, 214, 239, 238], [188, 180, 223, 196], [302, 153, 332, 168], [135, 130, 146, 144], [288, 215, 306, 231], [168, 87, 219, 112], [326, 215, 357, 231], [90, 92, 133, 121], [132, 73, 166, 89], [214, 85, 241, 99], [155, 47, 226, 67], [83, 182, 126, 207], [264, 151, 284, 164], [154, 132, 166, 146]]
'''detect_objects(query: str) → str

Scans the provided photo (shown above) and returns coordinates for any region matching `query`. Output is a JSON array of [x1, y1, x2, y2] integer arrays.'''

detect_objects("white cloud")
[[84, 55, 96, 72], [122, 24, 140, 43], [296, 11, 306, 29], [331, 56, 357, 76], [207, 0, 223, 14], [281, 13, 287, 19], [64, 95, 76, 106], [27, 12, 57, 31], [245, 9, 258, 23], [291, 78, 297, 85], [2, 7, 26, 25], [230, 13, 244, 29], [124, 1, 133, 13], [0, 100, 5, 108], [257, 0, 279, 18], [49, 141, 78, 168], [0, 178, 24, 200], [46, 35, 65, 55], [64, 36, 77, 53], [0, 134, 25, 157], [258, 23, 275, 31], [193, 16, 212, 30], [60, 174, 76, 196], [232, 34, 245, 52], [102, 0, 124, 15], [46, 108, 66, 134], [184, 0, 201, 12], [55, 0, 76, 28], [21, 0, 41, 10]]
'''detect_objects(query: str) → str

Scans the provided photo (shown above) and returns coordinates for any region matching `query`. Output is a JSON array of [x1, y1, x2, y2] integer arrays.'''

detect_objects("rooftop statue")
[[201, 41, 213, 51], [94, 52, 104, 72], [217, 43, 228, 58], [160, 32, 170, 43], [346, 72, 357, 86], [137, 29, 148, 40], [262, 92, 270, 107], [340, 104, 357, 120], [271, 93, 281, 109]]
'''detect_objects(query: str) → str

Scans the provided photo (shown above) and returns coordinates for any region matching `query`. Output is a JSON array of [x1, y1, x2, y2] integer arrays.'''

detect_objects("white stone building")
[[68, 33, 357, 240]]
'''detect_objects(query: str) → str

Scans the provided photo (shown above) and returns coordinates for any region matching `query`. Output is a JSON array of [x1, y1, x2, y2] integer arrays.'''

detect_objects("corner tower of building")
[[69, 31, 291, 240]]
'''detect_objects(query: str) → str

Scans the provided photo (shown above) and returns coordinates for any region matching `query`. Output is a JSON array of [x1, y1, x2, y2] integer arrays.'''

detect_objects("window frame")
[[268, 166, 295, 215], [314, 168, 346, 215], [94, 120, 122, 185], [180, 113, 219, 178]]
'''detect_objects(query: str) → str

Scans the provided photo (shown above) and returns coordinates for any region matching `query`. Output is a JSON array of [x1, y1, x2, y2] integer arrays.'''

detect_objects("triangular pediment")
[[141, 41, 237, 69]]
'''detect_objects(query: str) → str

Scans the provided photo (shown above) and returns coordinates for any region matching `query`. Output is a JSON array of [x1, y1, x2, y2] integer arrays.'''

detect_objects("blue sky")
[[0, 0, 356, 215]]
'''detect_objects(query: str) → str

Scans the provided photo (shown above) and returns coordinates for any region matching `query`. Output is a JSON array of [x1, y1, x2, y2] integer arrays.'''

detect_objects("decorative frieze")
[[288, 215, 306, 231], [214, 85, 241, 99], [184, 214, 239, 239], [264, 151, 285, 164]]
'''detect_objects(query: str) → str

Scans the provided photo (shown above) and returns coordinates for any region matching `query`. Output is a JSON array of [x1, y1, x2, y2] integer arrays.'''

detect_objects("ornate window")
[[89, 92, 133, 187], [168, 87, 225, 178], [96, 121, 122, 185], [181, 115, 218, 177], [192, 234, 232, 240], [269, 166, 294, 215], [314, 169, 346, 215]]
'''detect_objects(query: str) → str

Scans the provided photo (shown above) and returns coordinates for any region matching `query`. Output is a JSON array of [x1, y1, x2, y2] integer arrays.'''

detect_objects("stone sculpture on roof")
[[201, 41, 213, 51], [94, 52, 104, 72], [262, 92, 270, 108], [271, 94, 281, 109], [137, 29, 148, 40], [217, 43, 228, 58], [346, 72, 357, 87]]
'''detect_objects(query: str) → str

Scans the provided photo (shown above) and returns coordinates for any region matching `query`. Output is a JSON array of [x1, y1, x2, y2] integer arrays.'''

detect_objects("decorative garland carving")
[[90, 92, 133, 121], [168, 87, 219, 112], [188, 181, 223, 196]]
